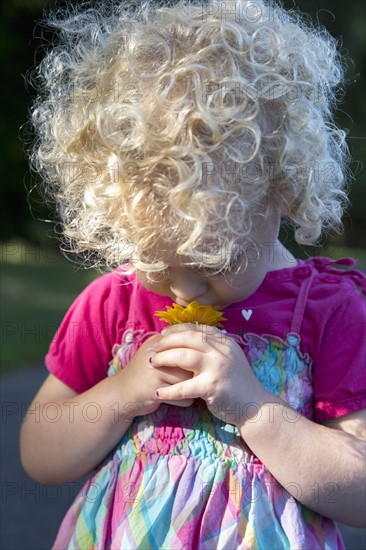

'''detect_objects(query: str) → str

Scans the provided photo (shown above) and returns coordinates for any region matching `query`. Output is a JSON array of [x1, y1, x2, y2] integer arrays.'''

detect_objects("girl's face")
[[135, 216, 296, 309]]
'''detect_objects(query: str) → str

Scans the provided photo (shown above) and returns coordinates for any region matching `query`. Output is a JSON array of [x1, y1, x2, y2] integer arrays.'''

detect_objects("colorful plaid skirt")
[[52, 400, 345, 549], [52, 330, 346, 549]]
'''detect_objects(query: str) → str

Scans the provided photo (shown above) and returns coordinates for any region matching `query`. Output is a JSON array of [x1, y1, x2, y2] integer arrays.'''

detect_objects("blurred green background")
[[0, 0, 365, 374]]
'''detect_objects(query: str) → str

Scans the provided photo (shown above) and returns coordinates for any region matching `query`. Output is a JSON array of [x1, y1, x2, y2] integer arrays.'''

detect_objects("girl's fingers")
[[157, 323, 223, 352], [165, 398, 195, 408], [151, 348, 201, 373], [156, 377, 203, 402]]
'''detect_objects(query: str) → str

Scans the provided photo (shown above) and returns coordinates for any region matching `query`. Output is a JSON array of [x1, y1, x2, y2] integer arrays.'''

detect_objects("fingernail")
[[161, 328, 169, 335]]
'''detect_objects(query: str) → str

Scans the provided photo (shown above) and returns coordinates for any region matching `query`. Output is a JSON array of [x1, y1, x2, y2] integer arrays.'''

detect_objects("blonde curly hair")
[[29, 0, 350, 277]]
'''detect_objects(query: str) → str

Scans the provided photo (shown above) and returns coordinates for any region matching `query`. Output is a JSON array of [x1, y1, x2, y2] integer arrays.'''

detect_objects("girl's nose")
[[169, 269, 208, 303]]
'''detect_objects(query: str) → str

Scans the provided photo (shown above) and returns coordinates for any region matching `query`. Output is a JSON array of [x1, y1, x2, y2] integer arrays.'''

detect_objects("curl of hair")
[[28, 0, 351, 275]]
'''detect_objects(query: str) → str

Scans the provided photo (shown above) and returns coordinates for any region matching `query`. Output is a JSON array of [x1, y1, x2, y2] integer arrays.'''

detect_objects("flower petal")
[[154, 301, 227, 327]]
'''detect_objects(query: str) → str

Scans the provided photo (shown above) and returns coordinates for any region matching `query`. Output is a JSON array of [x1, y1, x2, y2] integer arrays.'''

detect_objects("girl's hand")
[[119, 333, 194, 417], [151, 323, 267, 426]]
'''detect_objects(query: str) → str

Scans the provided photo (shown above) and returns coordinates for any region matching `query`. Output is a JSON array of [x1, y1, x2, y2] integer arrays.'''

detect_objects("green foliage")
[[283, 0, 366, 245], [1, 241, 100, 373]]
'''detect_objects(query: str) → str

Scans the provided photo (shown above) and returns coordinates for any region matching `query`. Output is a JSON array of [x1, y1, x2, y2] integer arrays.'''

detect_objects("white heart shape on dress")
[[241, 309, 252, 321]]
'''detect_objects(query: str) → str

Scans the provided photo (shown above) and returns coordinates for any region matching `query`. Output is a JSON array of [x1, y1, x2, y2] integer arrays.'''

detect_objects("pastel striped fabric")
[[52, 329, 345, 549]]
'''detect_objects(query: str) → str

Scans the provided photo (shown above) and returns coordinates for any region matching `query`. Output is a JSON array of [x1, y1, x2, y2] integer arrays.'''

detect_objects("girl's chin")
[[175, 299, 190, 307]]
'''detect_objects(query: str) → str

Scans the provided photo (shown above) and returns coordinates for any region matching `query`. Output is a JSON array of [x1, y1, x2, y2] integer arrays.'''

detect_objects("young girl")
[[20, 0, 366, 548]]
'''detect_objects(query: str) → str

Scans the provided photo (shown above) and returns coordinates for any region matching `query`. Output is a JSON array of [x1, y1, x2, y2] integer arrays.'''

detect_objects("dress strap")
[[290, 268, 316, 335]]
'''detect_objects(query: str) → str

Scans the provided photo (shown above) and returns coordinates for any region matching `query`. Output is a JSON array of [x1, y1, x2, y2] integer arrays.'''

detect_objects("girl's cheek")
[[136, 271, 162, 292], [139, 279, 172, 299]]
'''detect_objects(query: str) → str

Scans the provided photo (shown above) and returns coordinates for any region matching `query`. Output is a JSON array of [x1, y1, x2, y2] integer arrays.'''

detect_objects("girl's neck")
[[270, 241, 298, 272]]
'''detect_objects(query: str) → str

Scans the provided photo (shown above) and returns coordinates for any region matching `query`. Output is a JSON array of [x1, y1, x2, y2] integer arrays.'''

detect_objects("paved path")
[[1, 365, 87, 549], [1, 365, 365, 549]]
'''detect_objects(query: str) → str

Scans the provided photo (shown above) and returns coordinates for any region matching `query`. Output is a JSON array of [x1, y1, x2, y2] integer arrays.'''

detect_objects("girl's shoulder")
[[258, 255, 365, 334], [77, 267, 174, 331], [264, 255, 366, 297], [76, 267, 136, 300], [298, 256, 366, 296]]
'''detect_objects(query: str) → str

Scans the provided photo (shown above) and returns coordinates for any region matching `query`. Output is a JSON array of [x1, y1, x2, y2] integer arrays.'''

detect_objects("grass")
[[1, 240, 365, 375], [1, 242, 100, 374]]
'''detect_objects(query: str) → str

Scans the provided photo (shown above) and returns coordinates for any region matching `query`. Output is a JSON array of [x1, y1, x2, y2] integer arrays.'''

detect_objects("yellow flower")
[[154, 301, 227, 328]]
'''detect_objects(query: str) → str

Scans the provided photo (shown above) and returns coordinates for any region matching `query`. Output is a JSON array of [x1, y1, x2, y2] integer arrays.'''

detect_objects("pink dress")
[[46, 257, 366, 549]]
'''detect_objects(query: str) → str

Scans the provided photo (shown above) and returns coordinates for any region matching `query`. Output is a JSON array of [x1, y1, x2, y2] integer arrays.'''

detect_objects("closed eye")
[[188, 259, 243, 277]]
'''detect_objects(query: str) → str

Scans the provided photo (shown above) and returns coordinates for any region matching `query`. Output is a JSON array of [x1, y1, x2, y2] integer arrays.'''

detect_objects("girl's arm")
[[20, 372, 139, 484], [151, 323, 366, 528], [20, 333, 194, 484], [237, 397, 366, 528]]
